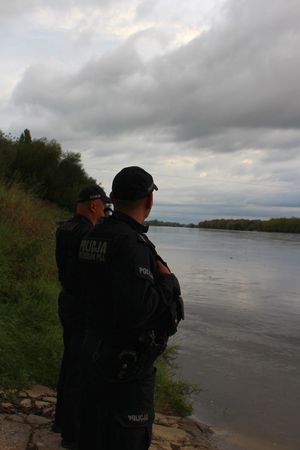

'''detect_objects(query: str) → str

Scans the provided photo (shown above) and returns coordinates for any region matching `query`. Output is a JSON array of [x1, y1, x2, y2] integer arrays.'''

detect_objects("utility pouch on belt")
[[91, 339, 141, 381], [138, 330, 167, 362], [91, 331, 166, 381]]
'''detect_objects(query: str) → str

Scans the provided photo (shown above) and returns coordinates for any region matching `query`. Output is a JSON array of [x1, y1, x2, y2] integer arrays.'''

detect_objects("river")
[[148, 226, 300, 450]]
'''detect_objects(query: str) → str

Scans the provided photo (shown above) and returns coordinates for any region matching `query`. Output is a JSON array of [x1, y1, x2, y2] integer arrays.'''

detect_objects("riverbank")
[[0, 384, 218, 450]]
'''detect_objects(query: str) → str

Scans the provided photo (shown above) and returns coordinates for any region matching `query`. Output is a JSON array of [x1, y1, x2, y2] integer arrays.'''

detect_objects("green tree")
[[2, 129, 97, 211], [0, 131, 17, 179], [19, 129, 32, 145]]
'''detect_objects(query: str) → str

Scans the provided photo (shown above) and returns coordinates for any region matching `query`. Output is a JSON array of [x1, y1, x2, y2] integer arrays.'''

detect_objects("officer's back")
[[78, 167, 184, 450]]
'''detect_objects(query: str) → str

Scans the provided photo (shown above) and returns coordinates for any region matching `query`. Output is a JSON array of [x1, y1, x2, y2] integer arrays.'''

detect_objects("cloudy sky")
[[1, 0, 300, 223]]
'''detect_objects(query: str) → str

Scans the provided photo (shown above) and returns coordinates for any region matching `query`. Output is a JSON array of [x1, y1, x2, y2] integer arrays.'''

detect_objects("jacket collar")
[[112, 211, 148, 233], [74, 214, 93, 226]]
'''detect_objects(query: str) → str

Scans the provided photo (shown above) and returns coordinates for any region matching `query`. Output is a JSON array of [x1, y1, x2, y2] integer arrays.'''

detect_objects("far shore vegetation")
[[147, 217, 300, 233], [197, 217, 300, 233], [0, 128, 194, 416]]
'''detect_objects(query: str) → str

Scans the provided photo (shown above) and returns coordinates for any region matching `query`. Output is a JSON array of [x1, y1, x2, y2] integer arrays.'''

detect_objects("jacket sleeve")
[[110, 235, 180, 331], [55, 222, 92, 293]]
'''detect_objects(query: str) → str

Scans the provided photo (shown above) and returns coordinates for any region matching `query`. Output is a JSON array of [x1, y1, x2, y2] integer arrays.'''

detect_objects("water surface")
[[148, 227, 300, 450]]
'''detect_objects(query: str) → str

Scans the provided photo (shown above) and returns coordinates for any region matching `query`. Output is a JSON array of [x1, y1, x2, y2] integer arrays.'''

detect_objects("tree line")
[[0, 129, 96, 211], [145, 219, 186, 227], [198, 218, 300, 233], [146, 218, 300, 233]]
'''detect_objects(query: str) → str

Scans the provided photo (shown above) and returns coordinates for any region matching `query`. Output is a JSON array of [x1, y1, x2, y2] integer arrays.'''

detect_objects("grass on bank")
[[155, 346, 196, 416], [0, 182, 193, 415], [0, 182, 64, 388]]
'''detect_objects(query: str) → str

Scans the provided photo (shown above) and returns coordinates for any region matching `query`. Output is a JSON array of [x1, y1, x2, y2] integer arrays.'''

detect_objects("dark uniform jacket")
[[56, 214, 93, 328], [78, 211, 184, 445], [79, 211, 183, 380]]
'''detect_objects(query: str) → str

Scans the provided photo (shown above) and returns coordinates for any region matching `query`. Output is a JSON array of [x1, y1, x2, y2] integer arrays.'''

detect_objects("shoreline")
[[0, 384, 219, 450], [3, 384, 291, 450]]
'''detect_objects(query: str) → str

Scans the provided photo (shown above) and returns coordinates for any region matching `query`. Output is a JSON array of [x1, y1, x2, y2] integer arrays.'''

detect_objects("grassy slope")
[[0, 183, 65, 387], [0, 182, 192, 414]]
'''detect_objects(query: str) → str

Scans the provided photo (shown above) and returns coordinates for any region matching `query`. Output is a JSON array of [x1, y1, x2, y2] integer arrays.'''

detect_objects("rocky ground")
[[0, 384, 219, 450]]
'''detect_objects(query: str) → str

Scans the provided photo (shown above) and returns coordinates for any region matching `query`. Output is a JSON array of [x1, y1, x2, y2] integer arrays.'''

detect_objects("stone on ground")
[[24, 385, 55, 399], [0, 415, 31, 450], [31, 429, 61, 450]]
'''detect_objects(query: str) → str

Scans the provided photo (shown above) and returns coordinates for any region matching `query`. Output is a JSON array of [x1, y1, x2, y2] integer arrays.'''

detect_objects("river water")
[[148, 226, 300, 450]]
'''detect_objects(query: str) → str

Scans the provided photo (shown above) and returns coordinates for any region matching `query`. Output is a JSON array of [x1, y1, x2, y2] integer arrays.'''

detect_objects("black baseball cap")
[[77, 185, 110, 203], [112, 166, 158, 200]]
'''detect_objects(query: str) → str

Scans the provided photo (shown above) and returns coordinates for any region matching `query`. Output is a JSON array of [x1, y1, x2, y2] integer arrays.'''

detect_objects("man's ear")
[[89, 200, 97, 212]]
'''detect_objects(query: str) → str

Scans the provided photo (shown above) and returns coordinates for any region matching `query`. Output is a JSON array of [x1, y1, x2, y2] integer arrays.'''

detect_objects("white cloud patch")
[[242, 159, 253, 166]]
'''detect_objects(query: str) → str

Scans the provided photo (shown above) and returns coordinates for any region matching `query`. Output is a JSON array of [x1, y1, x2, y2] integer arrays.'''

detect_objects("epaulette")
[[58, 220, 78, 232], [136, 233, 156, 250]]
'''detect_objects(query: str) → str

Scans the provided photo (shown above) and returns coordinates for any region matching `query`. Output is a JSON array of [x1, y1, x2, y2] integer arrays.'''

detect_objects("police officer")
[[78, 167, 183, 450], [53, 185, 110, 449]]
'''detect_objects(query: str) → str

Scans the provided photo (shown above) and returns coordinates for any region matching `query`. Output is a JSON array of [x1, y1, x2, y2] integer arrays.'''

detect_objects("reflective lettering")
[[139, 266, 154, 281], [127, 413, 149, 423], [79, 239, 107, 262]]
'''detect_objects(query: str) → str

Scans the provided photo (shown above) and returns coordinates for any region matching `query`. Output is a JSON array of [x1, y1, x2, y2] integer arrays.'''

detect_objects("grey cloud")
[[0, 0, 137, 28], [11, 0, 300, 159], [136, 0, 158, 19], [0, 1, 38, 17], [260, 146, 300, 162], [152, 201, 300, 223], [0, 0, 128, 16], [155, 171, 300, 221]]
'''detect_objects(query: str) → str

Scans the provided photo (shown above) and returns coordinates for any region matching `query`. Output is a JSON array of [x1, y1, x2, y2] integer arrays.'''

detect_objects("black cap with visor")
[[77, 185, 110, 204], [112, 166, 158, 200]]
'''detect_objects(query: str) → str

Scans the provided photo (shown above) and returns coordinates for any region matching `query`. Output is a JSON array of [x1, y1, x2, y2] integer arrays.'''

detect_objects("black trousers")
[[54, 292, 85, 442], [79, 339, 155, 450]]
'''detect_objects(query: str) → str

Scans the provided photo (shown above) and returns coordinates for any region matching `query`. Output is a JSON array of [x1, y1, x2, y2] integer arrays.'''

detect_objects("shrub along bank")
[[0, 182, 192, 415]]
